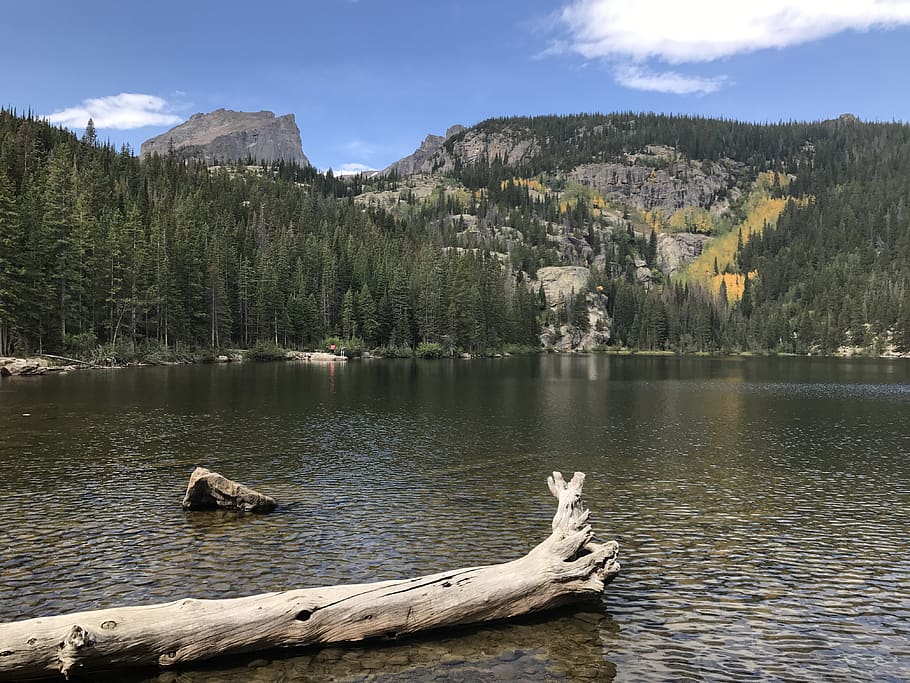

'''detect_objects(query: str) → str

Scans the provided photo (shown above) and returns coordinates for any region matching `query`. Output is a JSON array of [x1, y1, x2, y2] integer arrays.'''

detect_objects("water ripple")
[[1, 357, 909, 681]]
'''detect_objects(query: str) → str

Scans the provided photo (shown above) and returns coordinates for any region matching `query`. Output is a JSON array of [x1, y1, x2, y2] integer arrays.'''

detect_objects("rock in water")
[[141, 109, 309, 166], [182, 467, 277, 512], [0, 471, 618, 680]]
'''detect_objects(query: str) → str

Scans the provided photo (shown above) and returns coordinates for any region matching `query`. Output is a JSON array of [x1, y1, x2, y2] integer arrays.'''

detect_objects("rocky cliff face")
[[392, 124, 735, 216], [384, 125, 465, 175], [141, 109, 309, 165], [423, 126, 540, 174], [656, 232, 712, 275], [568, 159, 732, 214], [387, 125, 538, 175], [532, 266, 611, 350]]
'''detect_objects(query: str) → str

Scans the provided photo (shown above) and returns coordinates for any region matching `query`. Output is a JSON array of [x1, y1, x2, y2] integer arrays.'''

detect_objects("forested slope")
[[1, 109, 908, 359], [428, 113, 910, 354], [0, 110, 538, 359]]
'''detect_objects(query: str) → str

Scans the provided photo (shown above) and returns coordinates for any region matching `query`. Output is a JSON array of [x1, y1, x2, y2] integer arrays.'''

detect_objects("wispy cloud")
[[46, 93, 183, 130], [343, 139, 381, 156], [552, 0, 910, 93], [614, 64, 725, 95], [533, 40, 569, 60]]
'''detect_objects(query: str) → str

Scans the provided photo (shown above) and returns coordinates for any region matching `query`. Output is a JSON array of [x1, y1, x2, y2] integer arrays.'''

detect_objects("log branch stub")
[[57, 625, 95, 679], [548, 471, 587, 533], [0, 471, 619, 681]]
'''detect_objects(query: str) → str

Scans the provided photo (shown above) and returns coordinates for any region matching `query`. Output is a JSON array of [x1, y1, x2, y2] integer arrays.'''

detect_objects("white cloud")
[[559, 0, 910, 63], [335, 163, 377, 176], [614, 64, 725, 95], [46, 93, 183, 130], [343, 139, 380, 155], [533, 40, 569, 60]]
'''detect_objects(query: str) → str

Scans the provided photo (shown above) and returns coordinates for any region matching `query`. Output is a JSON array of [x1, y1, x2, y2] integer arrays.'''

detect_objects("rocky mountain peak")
[[384, 124, 465, 175], [141, 109, 309, 166], [383, 124, 542, 178]]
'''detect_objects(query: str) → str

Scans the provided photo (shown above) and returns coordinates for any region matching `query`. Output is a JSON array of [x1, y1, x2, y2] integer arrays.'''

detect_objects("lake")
[[1, 355, 908, 681]]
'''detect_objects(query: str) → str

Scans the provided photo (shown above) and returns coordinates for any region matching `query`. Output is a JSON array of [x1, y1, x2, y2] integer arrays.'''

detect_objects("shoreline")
[[2, 346, 907, 378], [0, 350, 348, 378]]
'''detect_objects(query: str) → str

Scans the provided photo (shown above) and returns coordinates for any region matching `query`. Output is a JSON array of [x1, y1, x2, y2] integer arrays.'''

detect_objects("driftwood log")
[[181, 467, 277, 513], [0, 472, 619, 681]]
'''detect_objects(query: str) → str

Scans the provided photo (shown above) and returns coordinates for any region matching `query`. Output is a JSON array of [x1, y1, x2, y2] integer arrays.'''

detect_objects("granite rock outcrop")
[[141, 109, 309, 165]]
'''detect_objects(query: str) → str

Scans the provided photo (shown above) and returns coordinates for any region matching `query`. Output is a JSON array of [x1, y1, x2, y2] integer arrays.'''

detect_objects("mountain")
[[358, 112, 910, 354], [140, 109, 310, 165], [383, 125, 465, 175], [1, 107, 909, 359]]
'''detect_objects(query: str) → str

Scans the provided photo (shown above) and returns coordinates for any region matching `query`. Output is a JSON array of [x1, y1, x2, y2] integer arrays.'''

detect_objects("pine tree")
[[0, 171, 22, 354], [302, 293, 322, 345], [341, 287, 356, 339], [572, 290, 590, 331], [82, 118, 97, 148], [390, 267, 412, 347], [42, 145, 80, 348], [357, 284, 378, 346], [740, 273, 753, 318]]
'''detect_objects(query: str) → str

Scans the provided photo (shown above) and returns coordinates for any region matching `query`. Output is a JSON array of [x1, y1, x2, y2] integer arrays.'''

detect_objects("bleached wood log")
[[37, 354, 91, 366], [0, 471, 619, 681]]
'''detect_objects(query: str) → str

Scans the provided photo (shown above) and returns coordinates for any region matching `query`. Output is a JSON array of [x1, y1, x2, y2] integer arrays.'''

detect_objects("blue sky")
[[4, 1, 910, 171]]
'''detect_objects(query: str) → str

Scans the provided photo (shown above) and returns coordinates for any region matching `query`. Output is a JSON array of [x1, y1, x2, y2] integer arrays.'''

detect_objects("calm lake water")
[[1, 356, 909, 682]]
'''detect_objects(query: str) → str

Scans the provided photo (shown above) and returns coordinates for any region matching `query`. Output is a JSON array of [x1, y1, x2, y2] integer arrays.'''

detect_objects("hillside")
[[383, 125, 465, 176], [371, 112, 910, 354], [1, 109, 909, 359]]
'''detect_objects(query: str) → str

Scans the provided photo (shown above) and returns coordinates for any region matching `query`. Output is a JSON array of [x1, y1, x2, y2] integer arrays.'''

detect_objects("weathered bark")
[[181, 467, 277, 512], [0, 471, 620, 681]]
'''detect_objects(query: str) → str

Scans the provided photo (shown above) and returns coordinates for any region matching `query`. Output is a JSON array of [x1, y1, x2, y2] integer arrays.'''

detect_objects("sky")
[[3, 1, 910, 172]]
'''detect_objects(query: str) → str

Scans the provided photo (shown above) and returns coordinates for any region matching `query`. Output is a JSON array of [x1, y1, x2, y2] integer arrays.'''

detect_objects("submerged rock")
[[182, 467, 277, 513]]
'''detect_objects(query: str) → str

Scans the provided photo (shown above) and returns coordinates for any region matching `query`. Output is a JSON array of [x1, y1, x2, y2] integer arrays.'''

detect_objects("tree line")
[[2, 108, 909, 359], [0, 110, 539, 359]]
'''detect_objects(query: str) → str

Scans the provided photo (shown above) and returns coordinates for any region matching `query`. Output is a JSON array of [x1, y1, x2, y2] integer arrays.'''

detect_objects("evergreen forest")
[[1, 109, 909, 360]]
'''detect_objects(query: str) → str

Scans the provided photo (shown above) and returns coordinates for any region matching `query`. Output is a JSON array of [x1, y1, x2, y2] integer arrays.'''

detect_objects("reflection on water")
[[1, 356, 909, 681], [112, 611, 615, 683]]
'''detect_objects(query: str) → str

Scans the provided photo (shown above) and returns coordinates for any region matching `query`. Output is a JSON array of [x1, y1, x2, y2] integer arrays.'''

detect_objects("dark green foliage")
[[448, 112, 830, 185], [244, 341, 288, 362], [447, 112, 910, 355], [571, 291, 590, 331], [0, 170, 22, 355], [415, 341, 444, 358], [2, 107, 909, 358], [0, 109, 540, 356]]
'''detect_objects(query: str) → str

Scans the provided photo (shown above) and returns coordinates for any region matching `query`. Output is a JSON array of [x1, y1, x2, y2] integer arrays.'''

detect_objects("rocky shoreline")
[[0, 357, 80, 377], [0, 350, 347, 378], [3, 345, 906, 379]]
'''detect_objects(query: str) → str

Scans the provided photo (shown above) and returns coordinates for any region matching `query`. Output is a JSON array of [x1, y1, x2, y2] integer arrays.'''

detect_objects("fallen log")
[[0, 471, 619, 681], [37, 354, 91, 366]]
